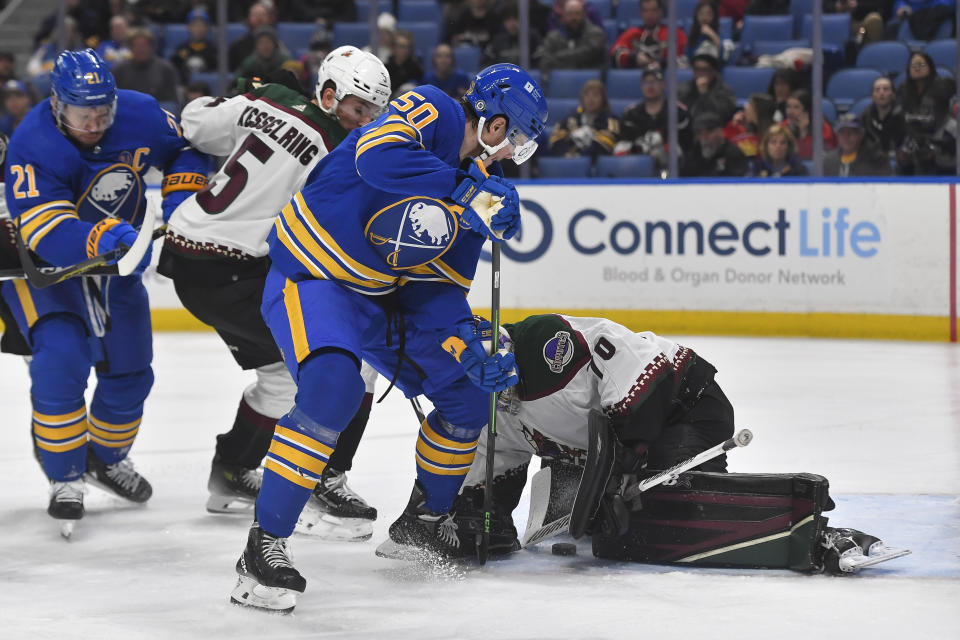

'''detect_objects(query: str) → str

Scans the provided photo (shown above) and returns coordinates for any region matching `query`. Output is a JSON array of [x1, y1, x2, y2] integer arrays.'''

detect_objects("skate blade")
[[841, 547, 912, 572], [206, 494, 256, 515], [84, 474, 149, 504], [295, 508, 373, 541], [375, 539, 423, 561], [59, 521, 75, 540], [229, 575, 298, 614]]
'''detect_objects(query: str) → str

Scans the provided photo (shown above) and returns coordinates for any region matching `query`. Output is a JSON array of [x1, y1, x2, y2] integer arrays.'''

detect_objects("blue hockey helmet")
[[50, 48, 118, 139], [464, 63, 548, 165]]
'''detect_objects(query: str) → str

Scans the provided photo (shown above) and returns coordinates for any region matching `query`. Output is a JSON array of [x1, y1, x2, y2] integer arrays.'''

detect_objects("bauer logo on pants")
[[365, 197, 460, 268]]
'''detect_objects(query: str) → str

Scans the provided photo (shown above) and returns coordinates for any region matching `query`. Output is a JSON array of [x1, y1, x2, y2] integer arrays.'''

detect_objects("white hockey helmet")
[[315, 46, 391, 119]]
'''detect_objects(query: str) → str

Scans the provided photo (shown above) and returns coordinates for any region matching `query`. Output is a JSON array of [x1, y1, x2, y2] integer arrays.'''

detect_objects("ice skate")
[[206, 456, 262, 514], [230, 523, 306, 614], [295, 467, 376, 541], [48, 479, 85, 540], [375, 482, 466, 561], [84, 447, 152, 503], [821, 527, 911, 574]]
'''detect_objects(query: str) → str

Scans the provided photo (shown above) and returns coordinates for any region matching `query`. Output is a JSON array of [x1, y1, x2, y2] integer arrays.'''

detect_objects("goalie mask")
[[464, 64, 549, 165], [315, 46, 391, 124]]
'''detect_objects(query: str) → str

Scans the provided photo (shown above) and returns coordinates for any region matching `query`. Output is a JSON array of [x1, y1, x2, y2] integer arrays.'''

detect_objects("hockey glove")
[[86, 219, 152, 275], [451, 159, 521, 242], [441, 318, 518, 393]]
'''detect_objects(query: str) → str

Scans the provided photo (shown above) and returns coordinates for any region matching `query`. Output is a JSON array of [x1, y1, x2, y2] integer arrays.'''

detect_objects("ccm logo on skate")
[[365, 197, 460, 268], [482, 205, 881, 262]]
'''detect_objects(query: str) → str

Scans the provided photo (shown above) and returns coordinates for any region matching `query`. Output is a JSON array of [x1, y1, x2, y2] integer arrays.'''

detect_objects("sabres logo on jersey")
[[78, 163, 142, 221], [543, 331, 574, 373], [365, 197, 460, 269]]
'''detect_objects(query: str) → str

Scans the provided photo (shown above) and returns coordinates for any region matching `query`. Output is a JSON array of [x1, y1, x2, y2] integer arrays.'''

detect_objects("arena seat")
[[398, 21, 441, 58], [398, 1, 442, 25], [753, 40, 810, 57], [739, 15, 793, 48], [595, 154, 655, 178], [856, 41, 911, 75], [606, 69, 643, 99], [800, 14, 851, 47], [925, 40, 957, 72], [538, 156, 592, 178], [825, 68, 881, 109], [277, 22, 316, 56], [452, 45, 481, 74], [722, 66, 775, 100], [333, 22, 371, 48], [547, 69, 603, 99], [545, 98, 579, 128]]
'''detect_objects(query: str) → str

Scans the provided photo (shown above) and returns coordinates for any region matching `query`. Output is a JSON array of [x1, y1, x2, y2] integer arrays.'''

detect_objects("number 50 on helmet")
[[464, 63, 549, 165]]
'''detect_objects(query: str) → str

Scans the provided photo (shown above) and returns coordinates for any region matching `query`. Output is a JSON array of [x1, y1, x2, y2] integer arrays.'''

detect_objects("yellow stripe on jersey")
[[355, 119, 423, 159], [418, 419, 478, 453], [429, 258, 473, 290], [415, 439, 477, 467], [17, 200, 80, 251], [282, 278, 311, 362], [12, 280, 38, 326], [274, 425, 335, 459], [264, 458, 320, 489], [33, 407, 87, 425], [268, 439, 327, 477]]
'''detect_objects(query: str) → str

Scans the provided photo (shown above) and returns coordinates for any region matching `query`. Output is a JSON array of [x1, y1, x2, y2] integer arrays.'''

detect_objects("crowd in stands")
[[0, 0, 956, 178]]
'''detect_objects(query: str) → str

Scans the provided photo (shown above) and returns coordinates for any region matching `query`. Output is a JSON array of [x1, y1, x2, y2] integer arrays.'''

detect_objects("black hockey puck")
[[552, 542, 576, 556]]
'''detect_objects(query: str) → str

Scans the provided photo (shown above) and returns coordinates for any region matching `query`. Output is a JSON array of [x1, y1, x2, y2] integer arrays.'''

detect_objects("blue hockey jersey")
[[267, 84, 490, 330], [4, 89, 207, 267]]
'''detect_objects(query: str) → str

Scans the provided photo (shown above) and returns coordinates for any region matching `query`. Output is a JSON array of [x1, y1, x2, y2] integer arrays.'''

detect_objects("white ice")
[[0, 333, 957, 640]]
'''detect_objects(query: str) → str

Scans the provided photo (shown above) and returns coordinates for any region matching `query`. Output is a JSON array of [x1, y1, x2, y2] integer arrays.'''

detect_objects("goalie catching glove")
[[85, 218, 151, 275], [450, 159, 521, 241], [442, 316, 518, 393]]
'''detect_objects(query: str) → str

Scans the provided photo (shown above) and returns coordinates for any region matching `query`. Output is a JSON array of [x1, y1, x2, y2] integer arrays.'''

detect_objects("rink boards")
[[143, 180, 960, 340]]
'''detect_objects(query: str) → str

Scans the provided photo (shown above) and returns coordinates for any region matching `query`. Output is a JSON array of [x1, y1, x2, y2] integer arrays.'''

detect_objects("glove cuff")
[[86, 218, 123, 258]]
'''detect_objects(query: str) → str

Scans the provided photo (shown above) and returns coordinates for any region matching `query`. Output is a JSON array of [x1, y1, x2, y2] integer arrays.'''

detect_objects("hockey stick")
[[477, 242, 501, 566], [13, 204, 162, 289], [520, 428, 754, 548]]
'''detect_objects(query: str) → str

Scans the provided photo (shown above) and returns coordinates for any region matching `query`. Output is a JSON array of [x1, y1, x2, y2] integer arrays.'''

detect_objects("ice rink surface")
[[0, 332, 957, 640]]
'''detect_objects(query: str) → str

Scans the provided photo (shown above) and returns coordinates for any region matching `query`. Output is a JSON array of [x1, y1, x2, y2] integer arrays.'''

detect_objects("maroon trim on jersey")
[[244, 94, 333, 151], [520, 315, 592, 402], [607, 352, 671, 417]]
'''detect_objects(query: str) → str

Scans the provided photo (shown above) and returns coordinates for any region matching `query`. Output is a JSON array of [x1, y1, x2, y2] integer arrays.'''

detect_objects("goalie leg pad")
[[591, 471, 835, 572]]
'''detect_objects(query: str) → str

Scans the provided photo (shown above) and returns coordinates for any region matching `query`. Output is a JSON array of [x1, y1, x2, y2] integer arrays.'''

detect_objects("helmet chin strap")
[[476, 116, 510, 159]]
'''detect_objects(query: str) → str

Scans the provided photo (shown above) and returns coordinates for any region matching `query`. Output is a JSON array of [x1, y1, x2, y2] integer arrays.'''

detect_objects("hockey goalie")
[[452, 314, 910, 575]]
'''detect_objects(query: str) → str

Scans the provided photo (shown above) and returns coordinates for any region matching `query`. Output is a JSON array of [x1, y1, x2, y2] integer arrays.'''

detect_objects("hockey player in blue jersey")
[[229, 63, 548, 613], [2, 49, 210, 537]]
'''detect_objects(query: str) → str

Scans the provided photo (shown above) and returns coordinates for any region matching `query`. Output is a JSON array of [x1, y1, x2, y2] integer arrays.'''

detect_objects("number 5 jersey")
[[166, 83, 347, 258]]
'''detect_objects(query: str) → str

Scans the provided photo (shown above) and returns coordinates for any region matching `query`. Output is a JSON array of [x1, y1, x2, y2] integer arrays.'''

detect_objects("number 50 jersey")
[[167, 84, 347, 257]]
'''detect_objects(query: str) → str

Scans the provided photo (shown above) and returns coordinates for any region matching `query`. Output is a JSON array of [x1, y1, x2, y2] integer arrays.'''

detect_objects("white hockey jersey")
[[464, 314, 702, 486], [167, 84, 346, 257]]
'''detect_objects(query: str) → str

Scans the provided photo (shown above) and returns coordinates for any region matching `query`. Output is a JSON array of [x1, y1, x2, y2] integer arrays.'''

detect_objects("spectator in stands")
[[386, 29, 425, 98], [27, 16, 85, 79], [546, 0, 606, 31], [900, 52, 955, 119], [680, 111, 749, 176], [616, 65, 693, 170], [229, 2, 274, 72], [610, 0, 687, 69], [0, 52, 15, 85], [824, 113, 891, 176], [33, 0, 100, 50], [828, 0, 885, 46], [300, 25, 334, 91], [745, 0, 790, 16], [97, 15, 133, 68], [536, 0, 607, 73], [184, 80, 213, 104], [365, 13, 397, 64], [860, 76, 906, 156], [423, 44, 472, 98], [887, 0, 954, 42], [483, 1, 542, 68], [446, 0, 501, 49], [897, 83, 957, 176], [278, 0, 357, 22], [680, 53, 737, 123], [718, 0, 750, 28], [751, 125, 807, 177], [783, 89, 837, 160], [549, 79, 620, 160], [0, 80, 32, 136], [767, 68, 803, 124], [112, 28, 180, 106], [171, 8, 218, 83], [686, 1, 733, 64], [236, 27, 291, 83], [724, 92, 775, 158]]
